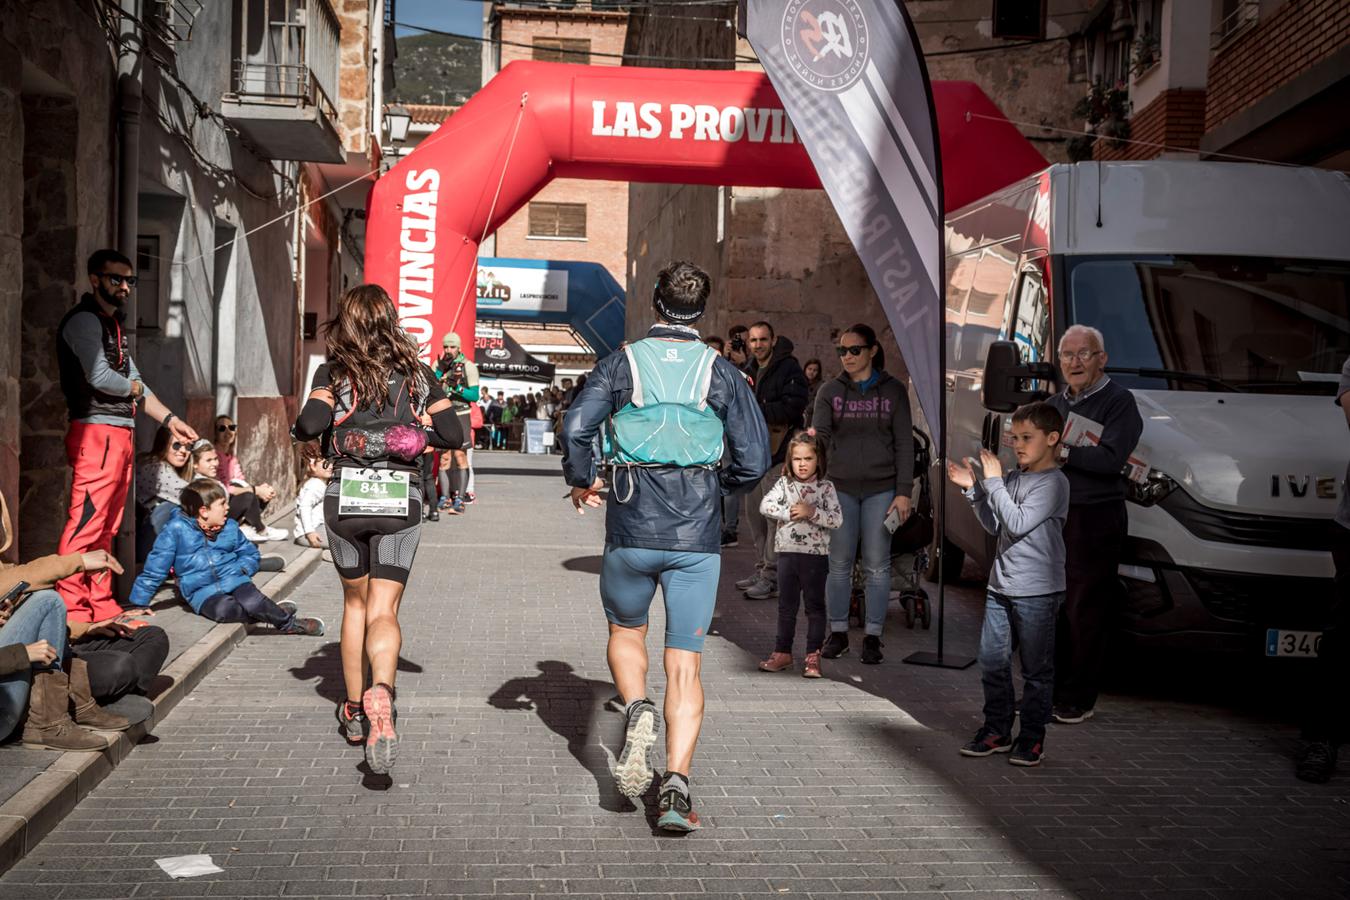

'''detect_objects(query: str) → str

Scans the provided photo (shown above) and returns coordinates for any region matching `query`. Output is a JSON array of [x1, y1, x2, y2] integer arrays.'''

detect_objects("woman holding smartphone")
[[810, 324, 915, 666]]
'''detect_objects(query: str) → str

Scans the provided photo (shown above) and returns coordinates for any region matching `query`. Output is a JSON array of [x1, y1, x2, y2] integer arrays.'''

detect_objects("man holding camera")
[[736, 321, 809, 600], [435, 332, 480, 515]]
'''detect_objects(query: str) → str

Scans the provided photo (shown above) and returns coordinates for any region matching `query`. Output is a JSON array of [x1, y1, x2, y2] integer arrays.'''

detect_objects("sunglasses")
[[835, 345, 869, 357], [170, 441, 186, 451], [100, 273, 138, 287], [217, 423, 237, 432]]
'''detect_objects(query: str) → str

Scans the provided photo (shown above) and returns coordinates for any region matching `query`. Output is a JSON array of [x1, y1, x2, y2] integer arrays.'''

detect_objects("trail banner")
[[741, 0, 945, 448]]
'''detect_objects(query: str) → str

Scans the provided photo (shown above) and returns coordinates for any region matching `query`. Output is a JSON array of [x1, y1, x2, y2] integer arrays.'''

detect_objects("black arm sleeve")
[[293, 398, 333, 441], [428, 407, 464, 450]]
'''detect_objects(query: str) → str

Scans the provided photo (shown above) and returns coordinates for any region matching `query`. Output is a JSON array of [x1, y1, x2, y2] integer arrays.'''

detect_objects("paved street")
[[3, 453, 1348, 899]]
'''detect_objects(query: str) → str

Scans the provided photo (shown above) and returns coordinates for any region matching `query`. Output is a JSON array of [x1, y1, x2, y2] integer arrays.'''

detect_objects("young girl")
[[191, 442, 270, 540], [757, 432, 843, 678], [293, 443, 330, 550]]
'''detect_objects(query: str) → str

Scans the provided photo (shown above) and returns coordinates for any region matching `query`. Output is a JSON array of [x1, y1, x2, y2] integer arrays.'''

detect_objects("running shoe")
[[1052, 705, 1095, 725], [276, 600, 298, 617], [362, 683, 399, 774], [614, 698, 658, 798], [744, 579, 777, 600], [733, 572, 761, 591], [821, 632, 849, 659], [657, 782, 701, 832], [336, 700, 366, 745], [1008, 737, 1045, 767], [959, 727, 1012, 757], [720, 531, 739, 547], [465, 492, 476, 505], [280, 616, 325, 636]]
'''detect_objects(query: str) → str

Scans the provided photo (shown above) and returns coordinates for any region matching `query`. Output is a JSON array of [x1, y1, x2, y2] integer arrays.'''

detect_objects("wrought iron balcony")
[[221, 0, 345, 163]]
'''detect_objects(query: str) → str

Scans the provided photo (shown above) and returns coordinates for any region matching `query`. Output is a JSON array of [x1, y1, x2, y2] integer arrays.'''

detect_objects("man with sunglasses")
[[1045, 325, 1142, 726], [55, 250, 198, 625]]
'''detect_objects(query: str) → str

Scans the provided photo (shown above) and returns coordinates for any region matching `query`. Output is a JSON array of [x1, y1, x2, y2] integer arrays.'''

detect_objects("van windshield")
[[1066, 255, 1350, 395]]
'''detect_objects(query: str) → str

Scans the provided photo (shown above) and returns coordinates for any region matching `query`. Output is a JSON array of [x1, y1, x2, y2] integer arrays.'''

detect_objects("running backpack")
[[327, 371, 429, 464], [604, 338, 724, 467]]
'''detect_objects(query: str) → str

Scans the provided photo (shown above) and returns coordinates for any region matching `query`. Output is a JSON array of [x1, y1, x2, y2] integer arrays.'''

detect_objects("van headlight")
[[1127, 470, 1178, 507]]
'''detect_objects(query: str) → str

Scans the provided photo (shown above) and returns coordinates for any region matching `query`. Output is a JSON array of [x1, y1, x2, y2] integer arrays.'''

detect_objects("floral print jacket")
[[759, 476, 843, 555]]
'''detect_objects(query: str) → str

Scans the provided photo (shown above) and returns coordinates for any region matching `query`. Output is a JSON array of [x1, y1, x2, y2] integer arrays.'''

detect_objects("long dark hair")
[[842, 323, 885, 372], [323, 284, 426, 408], [781, 430, 829, 482], [803, 358, 822, 385], [142, 426, 192, 479]]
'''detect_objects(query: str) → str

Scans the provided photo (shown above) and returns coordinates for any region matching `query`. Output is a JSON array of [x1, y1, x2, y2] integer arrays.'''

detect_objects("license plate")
[[1265, 628, 1321, 658], [338, 468, 410, 517]]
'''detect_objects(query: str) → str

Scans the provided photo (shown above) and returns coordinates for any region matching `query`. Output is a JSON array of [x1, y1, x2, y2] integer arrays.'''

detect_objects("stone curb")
[[0, 548, 323, 873]]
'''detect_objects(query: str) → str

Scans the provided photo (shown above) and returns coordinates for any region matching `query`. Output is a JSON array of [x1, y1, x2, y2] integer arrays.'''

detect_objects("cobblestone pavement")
[[3, 453, 1348, 899]]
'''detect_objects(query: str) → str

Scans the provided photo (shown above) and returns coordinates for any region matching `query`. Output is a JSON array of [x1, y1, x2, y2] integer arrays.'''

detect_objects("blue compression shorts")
[[599, 546, 721, 652]]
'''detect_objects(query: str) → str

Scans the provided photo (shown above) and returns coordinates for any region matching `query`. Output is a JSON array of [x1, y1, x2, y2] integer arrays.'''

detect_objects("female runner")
[[293, 285, 464, 774]]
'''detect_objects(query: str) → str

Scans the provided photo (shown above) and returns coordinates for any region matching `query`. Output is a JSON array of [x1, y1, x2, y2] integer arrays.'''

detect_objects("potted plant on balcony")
[[1130, 32, 1160, 78], [1067, 79, 1133, 161]]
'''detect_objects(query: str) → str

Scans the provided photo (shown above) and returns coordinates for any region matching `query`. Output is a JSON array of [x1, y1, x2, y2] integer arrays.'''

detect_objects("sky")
[[393, 0, 485, 38]]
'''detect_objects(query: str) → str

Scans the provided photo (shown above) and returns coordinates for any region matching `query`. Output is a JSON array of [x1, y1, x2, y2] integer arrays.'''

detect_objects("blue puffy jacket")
[[562, 325, 771, 554], [128, 511, 260, 612]]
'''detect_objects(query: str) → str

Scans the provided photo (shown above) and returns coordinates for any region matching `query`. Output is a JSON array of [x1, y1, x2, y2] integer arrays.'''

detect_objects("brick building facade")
[[1085, 0, 1349, 166], [485, 3, 630, 289]]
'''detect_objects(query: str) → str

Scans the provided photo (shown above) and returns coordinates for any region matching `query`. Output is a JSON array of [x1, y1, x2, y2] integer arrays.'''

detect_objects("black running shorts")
[[322, 479, 423, 584]]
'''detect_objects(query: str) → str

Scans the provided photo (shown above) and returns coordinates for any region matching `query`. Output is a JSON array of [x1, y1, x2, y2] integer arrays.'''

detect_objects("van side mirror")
[[982, 341, 1058, 412]]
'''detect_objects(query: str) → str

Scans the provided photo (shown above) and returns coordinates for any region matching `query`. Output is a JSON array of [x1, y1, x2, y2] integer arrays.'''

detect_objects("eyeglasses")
[[835, 345, 869, 357], [100, 273, 138, 287], [170, 441, 186, 451], [217, 423, 237, 432], [1058, 350, 1102, 363]]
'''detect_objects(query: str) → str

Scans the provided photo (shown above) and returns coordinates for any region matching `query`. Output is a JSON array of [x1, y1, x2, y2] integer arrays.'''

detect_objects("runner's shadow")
[[488, 661, 635, 813], [289, 642, 424, 703], [561, 556, 604, 575]]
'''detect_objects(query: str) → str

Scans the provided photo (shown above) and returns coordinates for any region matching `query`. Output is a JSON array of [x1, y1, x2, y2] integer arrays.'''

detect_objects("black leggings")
[[776, 552, 828, 655], [72, 625, 170, 701], [322, 479, 423, 584], [229, 491, 265, 530], [199, 583, 294, 629]]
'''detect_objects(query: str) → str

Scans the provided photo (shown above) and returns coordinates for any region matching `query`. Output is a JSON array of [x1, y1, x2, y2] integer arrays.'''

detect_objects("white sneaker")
[[239, 525, 266, 543], [261, 526, 289, 542]]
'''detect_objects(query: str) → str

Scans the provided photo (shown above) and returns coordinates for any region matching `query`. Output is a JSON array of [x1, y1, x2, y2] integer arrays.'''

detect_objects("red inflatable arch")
[[364, 61, 1046, 362]]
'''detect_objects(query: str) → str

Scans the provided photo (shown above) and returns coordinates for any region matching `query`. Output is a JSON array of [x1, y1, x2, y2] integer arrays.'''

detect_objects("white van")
[[931, 161, 1350, 657]]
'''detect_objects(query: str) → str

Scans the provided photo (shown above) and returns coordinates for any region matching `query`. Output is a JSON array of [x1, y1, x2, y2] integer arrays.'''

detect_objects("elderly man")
[[1046, 325, 1143, 725]]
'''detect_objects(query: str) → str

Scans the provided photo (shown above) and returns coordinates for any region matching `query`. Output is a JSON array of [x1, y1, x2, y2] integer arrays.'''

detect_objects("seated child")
[[293, 442, 331, 550], [947, 401, 1069, 768], [129, 480, 324, 636]]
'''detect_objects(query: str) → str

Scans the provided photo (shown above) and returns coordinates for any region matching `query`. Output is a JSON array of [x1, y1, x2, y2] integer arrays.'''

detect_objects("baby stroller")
[[848, 428, 935, 629]]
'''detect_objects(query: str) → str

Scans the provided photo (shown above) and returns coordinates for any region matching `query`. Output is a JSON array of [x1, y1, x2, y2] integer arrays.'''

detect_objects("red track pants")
[[56, 422, 134, 623]]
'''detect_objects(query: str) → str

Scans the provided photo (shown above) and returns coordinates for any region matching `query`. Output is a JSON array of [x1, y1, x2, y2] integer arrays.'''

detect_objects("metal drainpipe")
[[114, 0, 142, 596]]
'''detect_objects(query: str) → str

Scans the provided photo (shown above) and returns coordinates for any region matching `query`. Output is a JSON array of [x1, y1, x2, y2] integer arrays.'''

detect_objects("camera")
[[730, 336, 746, 354]]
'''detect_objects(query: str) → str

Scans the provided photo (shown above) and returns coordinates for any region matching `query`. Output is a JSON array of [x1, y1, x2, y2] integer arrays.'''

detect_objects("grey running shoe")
[[281, 616, 325, 636], [336, 700, 366, 745], [277, 600, 298, 617], [363, 683, 398, 774], [615, 699, 659, 798], [734, 572, 761, 590], [744, 578, 778, 600]]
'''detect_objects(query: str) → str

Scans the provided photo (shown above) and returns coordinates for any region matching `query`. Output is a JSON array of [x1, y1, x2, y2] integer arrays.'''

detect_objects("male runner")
[[562, 261, 769, 831], [434, 332, 480, 514]]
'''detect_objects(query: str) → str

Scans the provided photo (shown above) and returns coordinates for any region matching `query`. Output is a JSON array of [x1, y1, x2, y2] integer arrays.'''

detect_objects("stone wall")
[[0, 0, 116, 559]]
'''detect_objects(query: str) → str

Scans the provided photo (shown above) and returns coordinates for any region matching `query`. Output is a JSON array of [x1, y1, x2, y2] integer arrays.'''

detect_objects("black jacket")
[[744, 336, 809, 464], [563, 326, 771, 554], [57, 294, 134, 422]]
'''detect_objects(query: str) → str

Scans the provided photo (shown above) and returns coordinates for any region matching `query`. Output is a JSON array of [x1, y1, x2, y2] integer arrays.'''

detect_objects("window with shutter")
[[527, 202, 588, 240], [532, 37, 591, 65]]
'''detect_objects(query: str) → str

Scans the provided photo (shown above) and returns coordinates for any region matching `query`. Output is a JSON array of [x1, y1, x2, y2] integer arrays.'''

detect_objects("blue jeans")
[[0, 590, 70, 740], [978, 590, 1062, 744], [826, 488, 895, 636]]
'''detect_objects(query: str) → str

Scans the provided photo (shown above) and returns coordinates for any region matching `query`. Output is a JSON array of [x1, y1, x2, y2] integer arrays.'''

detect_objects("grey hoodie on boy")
[[812, 371, 914, 499]]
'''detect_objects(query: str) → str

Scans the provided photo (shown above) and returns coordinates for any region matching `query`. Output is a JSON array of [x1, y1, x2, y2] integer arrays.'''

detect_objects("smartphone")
[[0, 581, 30, 618], [883, 507, 902, 534]]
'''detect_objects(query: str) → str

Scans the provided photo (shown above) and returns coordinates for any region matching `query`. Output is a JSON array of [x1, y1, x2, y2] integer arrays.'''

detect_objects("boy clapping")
[[947, 402, 1069, 767]]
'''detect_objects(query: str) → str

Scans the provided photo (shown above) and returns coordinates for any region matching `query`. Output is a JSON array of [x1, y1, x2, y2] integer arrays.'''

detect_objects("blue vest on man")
[[606, 338, 724, 467]]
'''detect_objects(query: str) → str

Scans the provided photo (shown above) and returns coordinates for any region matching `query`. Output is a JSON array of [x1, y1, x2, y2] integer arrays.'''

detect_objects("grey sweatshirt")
[[812, 371, 914, 498], [965, 467, 1070, 596]]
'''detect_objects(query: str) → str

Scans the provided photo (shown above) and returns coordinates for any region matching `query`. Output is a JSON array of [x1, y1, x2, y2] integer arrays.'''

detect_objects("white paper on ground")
[[155, 855, 224, 879]]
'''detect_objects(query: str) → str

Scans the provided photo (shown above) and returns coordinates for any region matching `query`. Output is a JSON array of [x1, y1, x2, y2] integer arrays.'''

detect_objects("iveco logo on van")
[[1270, 475, 1338, 499]]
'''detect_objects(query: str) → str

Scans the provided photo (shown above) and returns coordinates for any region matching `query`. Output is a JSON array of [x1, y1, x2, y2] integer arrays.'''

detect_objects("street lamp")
[[384, 104, 412, 145]]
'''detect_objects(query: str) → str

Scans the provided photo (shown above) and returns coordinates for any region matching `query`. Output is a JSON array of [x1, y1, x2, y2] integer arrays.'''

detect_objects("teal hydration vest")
[[606, 337, 724, 467]]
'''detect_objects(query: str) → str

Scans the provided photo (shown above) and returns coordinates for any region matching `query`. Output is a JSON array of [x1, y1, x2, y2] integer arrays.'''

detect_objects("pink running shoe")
[[362, 683, 398, 774]]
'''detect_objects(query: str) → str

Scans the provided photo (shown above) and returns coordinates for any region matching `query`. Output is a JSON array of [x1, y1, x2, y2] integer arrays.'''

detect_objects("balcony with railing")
[[221, 0, 345, 163]]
